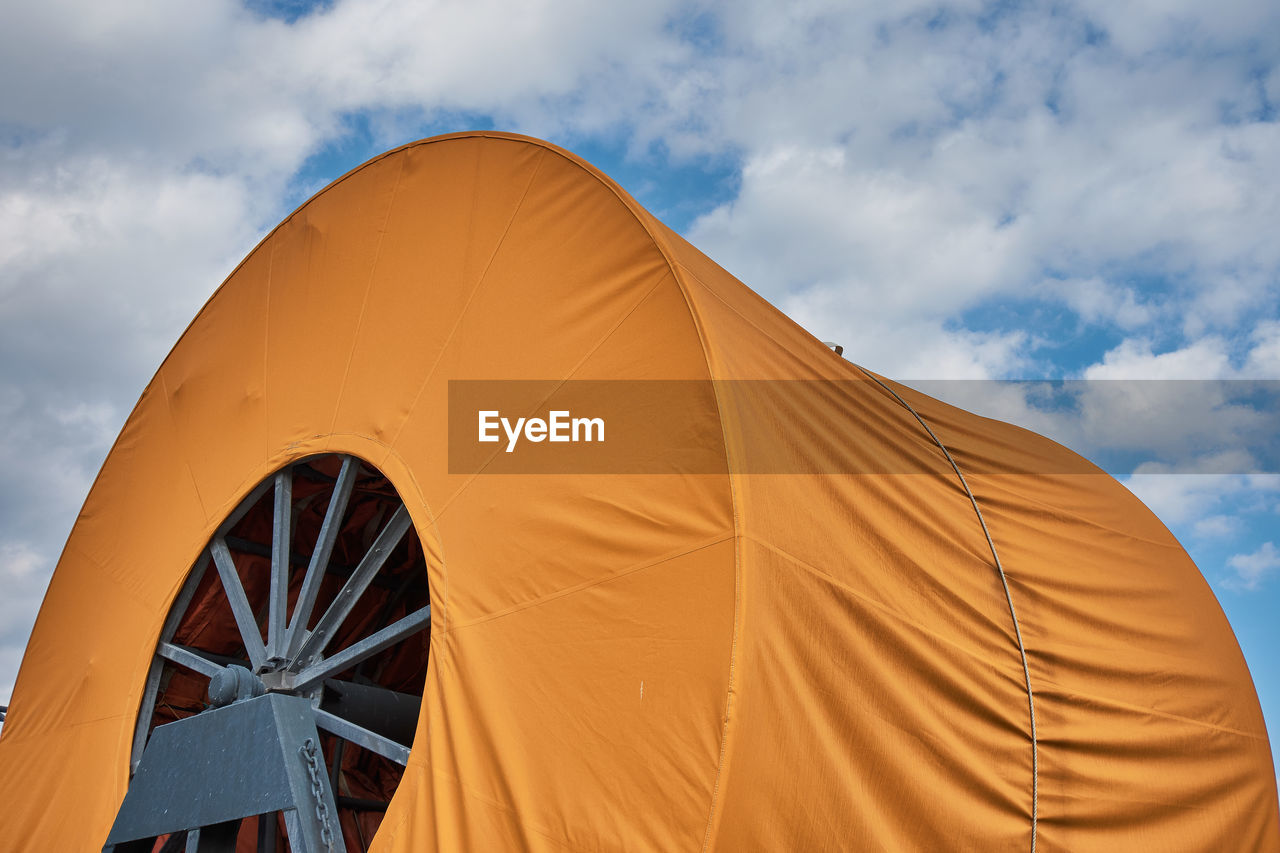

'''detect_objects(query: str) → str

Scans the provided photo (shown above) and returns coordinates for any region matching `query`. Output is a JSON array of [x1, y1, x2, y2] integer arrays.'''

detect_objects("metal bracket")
[[104, 693, 346, 852]]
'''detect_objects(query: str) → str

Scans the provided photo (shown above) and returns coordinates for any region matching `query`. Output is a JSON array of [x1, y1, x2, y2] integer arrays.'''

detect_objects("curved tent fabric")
[[0, 131, 1274, 851]]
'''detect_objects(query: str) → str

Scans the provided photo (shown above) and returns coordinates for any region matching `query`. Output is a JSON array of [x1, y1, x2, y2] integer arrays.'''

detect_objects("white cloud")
[[1120, 473, 1280, 529], [1051, 278, 1155, 331], [691, 145, 1030, 313], [1193, 514, 1242, 539], [683, 4, 1280, 382], [1048, 330, 1280, 474], [0, 543, 50, 706], [1085, 338, 1233, 380], [1226, 541, 1280, 591], [1243, 321, 1280, 377], [1121, 475, 1235, 527], [1073, 0, 1280, 55]]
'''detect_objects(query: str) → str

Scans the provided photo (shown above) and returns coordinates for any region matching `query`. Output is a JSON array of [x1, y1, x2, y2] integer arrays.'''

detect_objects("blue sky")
[[0, 0, 1277, 776]]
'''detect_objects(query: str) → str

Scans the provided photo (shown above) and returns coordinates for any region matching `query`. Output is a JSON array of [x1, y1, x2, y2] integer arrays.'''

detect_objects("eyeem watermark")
[[450, 379, 1280, 475], [478, 410, 605, 453]]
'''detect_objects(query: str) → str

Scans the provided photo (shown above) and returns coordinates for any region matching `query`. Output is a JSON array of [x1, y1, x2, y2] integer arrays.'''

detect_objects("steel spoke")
[[285, 455, 358, 662], [294, 605, 431, 692], [257, 813, 278, 853], [282, 811, 305, 853], [165, 551, 212, 639], [268, 467, 293, 660], [216, 477, 273, 537], [295, 504, 413, 665], [313, 707, 411, 766], [211, 536, 268, 671], [130, 658, 164, 775], [157, 642, 223, 679], [132, 553, 211, 774]]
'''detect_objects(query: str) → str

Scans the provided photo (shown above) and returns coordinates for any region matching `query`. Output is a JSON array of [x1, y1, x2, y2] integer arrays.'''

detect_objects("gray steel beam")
[[157, 643, 223, 679], [164, 552, 212, 639], [268, 468, 293, 661], [187, 820, 239, 852], [215, 478, 272, 538], [130, 659, 164, 776], [257, 813, 278, 853], [314, 707, 411, 766], [282, 811, 306, 853], [133, 553, 212, 774], [169, 645, 250, 669], [223, 536, 394, 591], [293, 605, 430, 692], [286, 455, 358, 662], [159, 833, 187, 853], [294, 504, 412, 665], [210, 536, 268, 671]]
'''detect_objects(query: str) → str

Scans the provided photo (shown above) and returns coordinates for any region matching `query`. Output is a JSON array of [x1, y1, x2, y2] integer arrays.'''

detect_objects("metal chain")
[[299, 737, 336, 851]]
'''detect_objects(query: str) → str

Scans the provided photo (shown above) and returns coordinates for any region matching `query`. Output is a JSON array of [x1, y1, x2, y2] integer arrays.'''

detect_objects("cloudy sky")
[[1, 0, 1278, 755]]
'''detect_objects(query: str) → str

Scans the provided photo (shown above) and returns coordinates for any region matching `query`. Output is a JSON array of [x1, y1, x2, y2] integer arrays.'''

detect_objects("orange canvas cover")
[[0, 132, 1275, 851]]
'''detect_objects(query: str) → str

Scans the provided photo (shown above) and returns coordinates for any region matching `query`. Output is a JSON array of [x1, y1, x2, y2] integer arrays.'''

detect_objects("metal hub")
[[207, 666, 267, 707]]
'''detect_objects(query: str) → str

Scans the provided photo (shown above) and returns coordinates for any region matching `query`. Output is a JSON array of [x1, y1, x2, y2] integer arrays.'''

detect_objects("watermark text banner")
[[447, 380, 1280, 475]]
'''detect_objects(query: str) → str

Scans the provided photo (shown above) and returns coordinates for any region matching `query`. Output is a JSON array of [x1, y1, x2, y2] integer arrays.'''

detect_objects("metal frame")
[[122, 454, 432, 852], [108, 694, 344, 852]]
